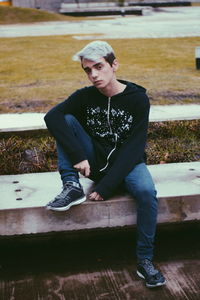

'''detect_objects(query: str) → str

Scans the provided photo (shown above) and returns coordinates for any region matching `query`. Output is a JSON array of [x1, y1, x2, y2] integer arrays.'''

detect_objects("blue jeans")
[[57, 114, 158, 261]]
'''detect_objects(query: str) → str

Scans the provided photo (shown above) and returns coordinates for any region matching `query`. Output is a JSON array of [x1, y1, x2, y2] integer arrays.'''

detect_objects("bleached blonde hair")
[[72, 40, 116, 66]]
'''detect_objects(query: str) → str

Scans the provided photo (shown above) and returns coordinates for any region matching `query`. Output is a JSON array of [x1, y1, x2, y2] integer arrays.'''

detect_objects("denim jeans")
[[57, 114, 158, 261]]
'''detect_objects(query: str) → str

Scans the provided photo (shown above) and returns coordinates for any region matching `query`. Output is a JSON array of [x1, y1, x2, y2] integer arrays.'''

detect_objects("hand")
[[73, 160, 90, 177], [89, 192, 104, 201]]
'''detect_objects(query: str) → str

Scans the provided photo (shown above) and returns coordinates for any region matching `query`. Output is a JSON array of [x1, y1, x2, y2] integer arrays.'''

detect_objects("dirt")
[[149, 91, 200, 104], [0, 99, 51, 113]]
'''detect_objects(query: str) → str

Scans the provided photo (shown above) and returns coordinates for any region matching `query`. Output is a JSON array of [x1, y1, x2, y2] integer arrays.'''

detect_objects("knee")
[[138, 186, 157, 201], [125, 178, 157, 203], [137, 187, 157, 212], [64, 114, 77, 126]]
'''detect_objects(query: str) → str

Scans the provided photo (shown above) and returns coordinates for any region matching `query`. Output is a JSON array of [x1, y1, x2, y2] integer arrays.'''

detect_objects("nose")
[[91, 68, 98, 79]]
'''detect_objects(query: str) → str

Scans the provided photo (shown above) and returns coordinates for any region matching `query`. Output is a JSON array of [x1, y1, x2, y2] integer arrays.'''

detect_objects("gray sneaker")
[[137, 259, 166, 288], [46, 181, 86, 211]]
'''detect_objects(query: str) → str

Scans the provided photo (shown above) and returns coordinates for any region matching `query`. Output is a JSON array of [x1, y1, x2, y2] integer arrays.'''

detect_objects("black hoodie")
[[44, 80, 150, 199]]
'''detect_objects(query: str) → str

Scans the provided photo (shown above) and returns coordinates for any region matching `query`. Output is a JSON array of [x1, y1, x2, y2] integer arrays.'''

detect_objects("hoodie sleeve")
[[94, 93, 150, 199], [44, 89, 87, 165]]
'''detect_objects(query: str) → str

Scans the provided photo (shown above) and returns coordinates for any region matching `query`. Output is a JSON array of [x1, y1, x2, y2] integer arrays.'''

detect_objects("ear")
[[112, 59, 119, 72]]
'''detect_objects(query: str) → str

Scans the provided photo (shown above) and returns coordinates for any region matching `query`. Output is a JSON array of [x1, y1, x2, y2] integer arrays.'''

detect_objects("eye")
[[97, 64, 102, 70], [84, 68, 91, 74]]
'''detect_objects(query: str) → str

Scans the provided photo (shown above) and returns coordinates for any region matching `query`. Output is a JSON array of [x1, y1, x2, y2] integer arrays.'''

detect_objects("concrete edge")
[[0, 161, 200, 236], [0, 194, 199, 236]]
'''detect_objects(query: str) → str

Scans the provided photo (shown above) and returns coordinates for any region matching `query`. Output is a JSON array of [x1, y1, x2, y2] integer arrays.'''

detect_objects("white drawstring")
[[100, 97, 117, 172]]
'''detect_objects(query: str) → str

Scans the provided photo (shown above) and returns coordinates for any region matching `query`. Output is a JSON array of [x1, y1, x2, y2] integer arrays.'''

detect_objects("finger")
[[85, 167, 90, 177], [80, 168, 87, 177], [89, 192, 96, 200], [89, 192, 95, 197], [93, 194, 103, 201]]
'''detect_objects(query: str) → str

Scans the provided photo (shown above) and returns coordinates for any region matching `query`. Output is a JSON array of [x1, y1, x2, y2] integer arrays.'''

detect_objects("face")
[[82, 57, 118, 90]]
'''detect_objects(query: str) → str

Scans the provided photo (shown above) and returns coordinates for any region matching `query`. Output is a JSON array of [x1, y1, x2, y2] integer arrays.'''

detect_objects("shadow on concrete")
[[0, 222, 200, 299]]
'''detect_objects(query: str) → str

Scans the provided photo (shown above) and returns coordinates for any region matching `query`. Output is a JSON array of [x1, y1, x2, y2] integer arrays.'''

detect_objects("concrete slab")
[[0, 112, 46, 132], [0, 7, 199, 39], [150, 104, 200, 122], [60, 6, 143, 17], [0, 162, 199, 236], [0, 104, 199, 133]]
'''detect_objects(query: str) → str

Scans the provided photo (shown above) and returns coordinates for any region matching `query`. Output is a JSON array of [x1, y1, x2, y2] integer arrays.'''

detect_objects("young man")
[[44, 40, 166, 288]]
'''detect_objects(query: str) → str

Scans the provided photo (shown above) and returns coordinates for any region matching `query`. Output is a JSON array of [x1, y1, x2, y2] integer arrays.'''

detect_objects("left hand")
[[88, 192, 104, 201]]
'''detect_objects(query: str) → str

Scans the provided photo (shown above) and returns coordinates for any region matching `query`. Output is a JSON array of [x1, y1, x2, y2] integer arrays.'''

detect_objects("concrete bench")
[[59, 6, 142, 16], [61, 3, 117, 9], [0, 161, 199, 236], [128, 0, 191, 7], [1, 104, 200, 133]]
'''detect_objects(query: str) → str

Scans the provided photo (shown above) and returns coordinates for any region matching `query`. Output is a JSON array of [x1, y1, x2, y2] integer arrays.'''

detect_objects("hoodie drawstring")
[[100, 97, 118, 172]]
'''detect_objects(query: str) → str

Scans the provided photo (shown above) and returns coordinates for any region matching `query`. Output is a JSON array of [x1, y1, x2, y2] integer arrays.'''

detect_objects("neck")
[[98, 79, 126, 97]]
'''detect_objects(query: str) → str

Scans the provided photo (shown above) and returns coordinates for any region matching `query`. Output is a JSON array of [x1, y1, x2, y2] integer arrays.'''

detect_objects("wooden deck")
[[0, 223, 200, 299]]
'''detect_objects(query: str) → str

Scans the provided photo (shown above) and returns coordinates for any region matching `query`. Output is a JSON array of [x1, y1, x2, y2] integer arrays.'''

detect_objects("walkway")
[[0, 7, 199, 39], [1, 224, 200, 299]]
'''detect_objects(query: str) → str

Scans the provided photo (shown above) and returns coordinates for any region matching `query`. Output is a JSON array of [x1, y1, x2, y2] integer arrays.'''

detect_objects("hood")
[[116, 79, 147, 96]]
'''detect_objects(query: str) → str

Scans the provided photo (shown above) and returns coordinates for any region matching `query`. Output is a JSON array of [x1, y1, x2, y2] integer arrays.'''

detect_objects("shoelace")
[[59, 183, 73, 196], [142, 259, 158, 275], [50, 183, 74, 204]]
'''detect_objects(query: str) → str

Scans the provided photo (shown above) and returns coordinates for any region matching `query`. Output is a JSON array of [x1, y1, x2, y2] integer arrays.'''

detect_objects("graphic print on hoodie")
[[86, 106, 134, 142]]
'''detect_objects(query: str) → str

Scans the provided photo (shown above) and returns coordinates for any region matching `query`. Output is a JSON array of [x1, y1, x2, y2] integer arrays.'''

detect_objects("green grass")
[[0, 36, 200, 113], [0, 120, 199, 175]]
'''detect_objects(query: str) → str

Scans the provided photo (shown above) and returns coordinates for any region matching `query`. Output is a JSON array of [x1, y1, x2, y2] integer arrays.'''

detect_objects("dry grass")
[[0, 6, 85, 24], [0, 36, 200, 113], [0, 6, 114, 24], [0, 6, 199, 175], [0, 120, 199, 175]]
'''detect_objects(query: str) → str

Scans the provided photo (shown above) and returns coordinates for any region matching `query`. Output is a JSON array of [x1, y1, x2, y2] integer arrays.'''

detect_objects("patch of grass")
[[0, 5, 81, 24], [0, 36, 199, 113], [147, 120, 200, 164], [0, 120, 199, 175], [0, 133, 57, 175], [0, 6, 114, 24]]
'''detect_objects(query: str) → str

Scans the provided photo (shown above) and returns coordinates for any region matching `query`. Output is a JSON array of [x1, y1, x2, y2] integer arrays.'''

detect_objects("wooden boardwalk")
[[0, 224, 200, 299]]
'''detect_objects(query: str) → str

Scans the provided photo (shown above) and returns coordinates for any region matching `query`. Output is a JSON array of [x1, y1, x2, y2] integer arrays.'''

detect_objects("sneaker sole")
[[137, 270, 166, 288], [46, 196, 86, 211]]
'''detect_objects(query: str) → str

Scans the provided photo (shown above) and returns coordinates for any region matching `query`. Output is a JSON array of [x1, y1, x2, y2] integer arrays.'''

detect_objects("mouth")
[[94, 80, 102, 85]]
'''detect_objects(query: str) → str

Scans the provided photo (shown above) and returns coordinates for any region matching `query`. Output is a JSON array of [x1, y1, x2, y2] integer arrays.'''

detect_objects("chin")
[[96, 81, 107, 88]]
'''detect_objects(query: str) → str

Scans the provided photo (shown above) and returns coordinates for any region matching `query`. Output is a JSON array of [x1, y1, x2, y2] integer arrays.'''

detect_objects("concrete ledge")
[[0, 162, 199, 236], [0, 105, 200, 133], [128, 1, 191, 7], [60, 6, 143, 16]]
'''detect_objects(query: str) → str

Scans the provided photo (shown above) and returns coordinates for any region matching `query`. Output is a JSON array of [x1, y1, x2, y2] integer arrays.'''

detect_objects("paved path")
[[0, 104, 200, 132], [0, 7, 199, 39]]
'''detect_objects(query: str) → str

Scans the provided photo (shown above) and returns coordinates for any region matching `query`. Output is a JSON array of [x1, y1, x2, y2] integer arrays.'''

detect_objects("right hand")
[[73, 160, 90, 177]]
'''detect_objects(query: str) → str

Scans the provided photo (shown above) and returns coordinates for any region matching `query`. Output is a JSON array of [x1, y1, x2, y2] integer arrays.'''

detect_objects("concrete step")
[[0, 162, 199, 236], [59, 6, 143, 16], [0, 104, 200, 133], [60, 3, 117, 9], [128, 0, 191, 7]]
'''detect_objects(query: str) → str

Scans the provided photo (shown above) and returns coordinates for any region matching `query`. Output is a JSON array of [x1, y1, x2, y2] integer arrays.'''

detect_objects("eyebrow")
[[83, 62, 102, 72]]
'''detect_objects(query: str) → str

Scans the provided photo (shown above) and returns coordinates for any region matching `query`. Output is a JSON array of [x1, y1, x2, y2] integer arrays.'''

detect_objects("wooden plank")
[[0, 225, 200, 299]]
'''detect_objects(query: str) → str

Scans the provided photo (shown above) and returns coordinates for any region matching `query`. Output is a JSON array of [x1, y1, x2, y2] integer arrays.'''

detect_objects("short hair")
[[72, 40, 116, 66]]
